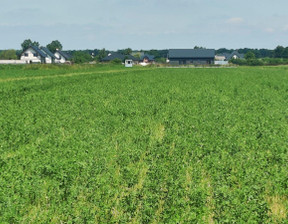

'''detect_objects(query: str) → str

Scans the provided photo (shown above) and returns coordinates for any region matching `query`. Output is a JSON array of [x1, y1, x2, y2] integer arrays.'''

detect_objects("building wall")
[[169, 58, 214, 65], [0, 60, 26, 64], [54, 52, 66, 63]]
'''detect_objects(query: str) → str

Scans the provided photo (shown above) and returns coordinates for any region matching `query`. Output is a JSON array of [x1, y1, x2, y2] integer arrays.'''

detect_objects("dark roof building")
[[56, 50, 72, 60], [140, 54, 155, 62], [40, 47, 56, 62], [102, 53, 137, 62], [216, 51, 245, 61], [29, 45, 47, 59], [168, 49, 215, 65], [227, 51, 245, 60]]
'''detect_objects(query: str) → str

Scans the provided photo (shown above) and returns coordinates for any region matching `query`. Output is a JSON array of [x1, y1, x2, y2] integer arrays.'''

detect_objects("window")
[[24, 53, 28, 57], [33, 53, 38, 57]]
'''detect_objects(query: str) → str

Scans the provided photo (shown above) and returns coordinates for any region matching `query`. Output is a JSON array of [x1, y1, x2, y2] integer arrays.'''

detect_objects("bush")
[[111, 58, 122, 64]]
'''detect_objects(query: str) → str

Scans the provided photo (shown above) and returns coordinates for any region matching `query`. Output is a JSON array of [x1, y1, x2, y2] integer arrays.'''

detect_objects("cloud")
[[226, 17, 244, 24]]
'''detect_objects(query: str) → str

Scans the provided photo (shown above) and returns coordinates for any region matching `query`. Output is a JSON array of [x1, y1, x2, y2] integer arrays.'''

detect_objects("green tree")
[[0, 49, 18, 60], [245, 51, 256, 60], [282, 47, 288, 59], [72, 51, 92, 64], [194, 46, 205, 49], [21, 39, 40, 50], [46, 40, 63, 53], [274, 45, 285, 58], [97, 48, 108, 61]]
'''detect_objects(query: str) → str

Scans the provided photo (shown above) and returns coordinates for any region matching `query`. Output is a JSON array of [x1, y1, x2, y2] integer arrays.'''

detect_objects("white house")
[[20, 46, 71, 64], [40, 47, 56, 64], [54, 50, 71, 64], [20, 46, 47, 64]]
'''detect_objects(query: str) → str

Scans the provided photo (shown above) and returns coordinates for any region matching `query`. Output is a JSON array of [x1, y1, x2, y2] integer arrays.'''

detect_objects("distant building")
[[20, 46, 48, 64], [20, 46, 70, 64], [101, 53, 137, 63], [140, 54, 155, 64], [168, 49, 215, 65], [215, 51, 244, 61], [40, 47, 56, 64], [54, 50, 72, 64]]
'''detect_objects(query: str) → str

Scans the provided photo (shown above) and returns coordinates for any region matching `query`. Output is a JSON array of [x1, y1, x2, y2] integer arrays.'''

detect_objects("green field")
[[0, 65, 287, 223]]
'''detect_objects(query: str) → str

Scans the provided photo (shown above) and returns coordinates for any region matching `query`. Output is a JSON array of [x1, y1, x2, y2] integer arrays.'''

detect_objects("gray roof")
[[102, 53, 137, 62], [56, 50, 72, 60], [227, 51, 245, 60], [169, 49, 215, 59], [40, 47, 56, 59], [140, 54, 155, 61], [25, 45, 47, 58]]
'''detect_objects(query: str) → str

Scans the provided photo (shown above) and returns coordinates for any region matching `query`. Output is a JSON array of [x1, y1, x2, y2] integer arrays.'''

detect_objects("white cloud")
[[226, 17, 244, 24]]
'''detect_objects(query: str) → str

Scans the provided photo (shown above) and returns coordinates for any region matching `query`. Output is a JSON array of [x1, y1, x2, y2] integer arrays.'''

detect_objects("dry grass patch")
[[267, 195, 287, 223]]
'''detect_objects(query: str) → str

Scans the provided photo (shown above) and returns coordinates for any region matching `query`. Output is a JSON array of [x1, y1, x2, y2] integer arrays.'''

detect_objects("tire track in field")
[[0, 68, 155, 83]]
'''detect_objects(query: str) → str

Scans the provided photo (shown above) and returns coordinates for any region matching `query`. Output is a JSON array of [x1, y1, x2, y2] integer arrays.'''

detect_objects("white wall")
[[215, 61, 229, 65], [0, 60, 26, 64], [54, 52, 66, 63]]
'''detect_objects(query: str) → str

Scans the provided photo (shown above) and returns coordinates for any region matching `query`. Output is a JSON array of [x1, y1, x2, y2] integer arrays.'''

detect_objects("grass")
[[0, 65, 287, 223]]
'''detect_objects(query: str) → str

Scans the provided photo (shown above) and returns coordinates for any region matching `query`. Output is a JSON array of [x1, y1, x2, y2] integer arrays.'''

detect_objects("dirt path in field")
[[0, 68, 151, 83]]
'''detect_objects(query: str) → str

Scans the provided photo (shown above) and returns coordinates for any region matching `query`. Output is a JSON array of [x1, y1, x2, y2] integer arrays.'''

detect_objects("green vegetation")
[[0, 65, 287, 223], [46, 40, 63, 53], [0, 49, 18, 60]]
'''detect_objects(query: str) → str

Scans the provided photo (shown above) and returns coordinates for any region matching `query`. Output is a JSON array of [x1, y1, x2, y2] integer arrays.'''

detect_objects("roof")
[[56, 50, 72, 60], [227, 51, 245, 60], [22, 45, 47, 58], [40, 47, 56, 59], [169, 49, 215, 59], [140, 54, 155, 61], [102, 53, 137, 62]]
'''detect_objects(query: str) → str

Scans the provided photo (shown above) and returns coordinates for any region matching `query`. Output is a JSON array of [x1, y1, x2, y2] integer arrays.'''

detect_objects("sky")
[[1, 0, 288, 50]]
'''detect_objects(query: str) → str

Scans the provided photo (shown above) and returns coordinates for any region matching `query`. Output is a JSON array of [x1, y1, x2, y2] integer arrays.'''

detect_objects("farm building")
[[168, 49, 215, 65]]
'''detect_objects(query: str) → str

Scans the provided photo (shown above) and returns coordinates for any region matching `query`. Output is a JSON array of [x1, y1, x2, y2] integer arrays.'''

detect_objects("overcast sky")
[[1, 0, 288, 50]]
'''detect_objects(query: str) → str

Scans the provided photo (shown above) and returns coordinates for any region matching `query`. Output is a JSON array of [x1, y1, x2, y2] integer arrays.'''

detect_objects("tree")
[[46, 40, 63, 53], [117, 48, 133, 55], [0, 50, 18, 60], [282, 47, 288, 59], [194, 46, 205, 49], [274, 45, 285, 58], [72, 51, 92, 64], [21, 39, 39, 50], [245, 51, 256, 60], [96, 48, 108, 61]]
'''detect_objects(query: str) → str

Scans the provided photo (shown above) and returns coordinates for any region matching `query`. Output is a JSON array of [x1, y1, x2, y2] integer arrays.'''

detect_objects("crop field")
[[0, 65, 288, 223]]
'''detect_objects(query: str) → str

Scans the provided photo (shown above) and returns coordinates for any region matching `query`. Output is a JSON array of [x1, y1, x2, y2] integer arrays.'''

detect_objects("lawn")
[[0, 65, 287, 223]]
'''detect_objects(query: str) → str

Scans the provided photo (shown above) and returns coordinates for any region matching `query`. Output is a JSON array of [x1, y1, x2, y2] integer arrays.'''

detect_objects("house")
[[20, 46, 67, 64], [168, 49, 215, 65], [54, 50, 72, 64], [101, 53, 137, 63], [140, 54, 155, 64], [227, 51, 244, 60], [215, 51, 244, 61], [40, 47, 56, 64], [20, 45, 48, 64]]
